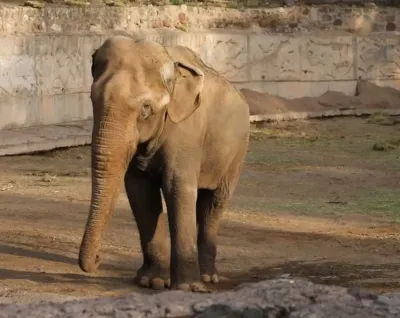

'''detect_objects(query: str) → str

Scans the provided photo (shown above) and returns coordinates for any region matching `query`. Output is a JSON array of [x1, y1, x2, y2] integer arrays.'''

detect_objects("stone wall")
[[0, 4, 399, 130], [3, 4, 400, 33]]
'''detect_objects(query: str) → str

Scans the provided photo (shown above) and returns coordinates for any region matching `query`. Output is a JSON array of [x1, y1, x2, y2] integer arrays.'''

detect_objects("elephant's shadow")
[[0, 242, 137, 289], [0, 192, 141, 290]]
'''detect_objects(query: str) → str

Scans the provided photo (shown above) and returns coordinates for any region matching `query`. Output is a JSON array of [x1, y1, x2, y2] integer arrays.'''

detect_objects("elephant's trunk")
[[79, 112, 136, 273]]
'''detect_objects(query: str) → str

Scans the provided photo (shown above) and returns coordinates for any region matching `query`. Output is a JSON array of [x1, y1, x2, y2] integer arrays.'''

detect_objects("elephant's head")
[[78, 36, 204, 273]]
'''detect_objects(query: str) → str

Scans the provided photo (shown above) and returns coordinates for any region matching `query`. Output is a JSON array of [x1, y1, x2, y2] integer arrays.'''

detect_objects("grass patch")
[[367, 112, 400, 126], [63, 0, 90, 5], [170, 0, 186, 4], [247, 124, 400, 170], [372, 138, 400, 151], [234, 119, 400, 223], [104, 0, 126, 6], [24, 0, 44, 8], [232, 188, 400, 223]]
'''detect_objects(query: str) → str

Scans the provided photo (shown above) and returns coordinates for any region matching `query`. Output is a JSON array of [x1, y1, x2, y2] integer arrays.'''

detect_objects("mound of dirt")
[[240, 89, 289, 115], [356, 81, 400, 109], [1, 279, 399, 318], [242, 81, 400, 116]]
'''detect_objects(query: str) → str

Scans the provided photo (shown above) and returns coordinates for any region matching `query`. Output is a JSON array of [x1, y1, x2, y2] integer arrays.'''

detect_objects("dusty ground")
[[0, 116, 400, 304]]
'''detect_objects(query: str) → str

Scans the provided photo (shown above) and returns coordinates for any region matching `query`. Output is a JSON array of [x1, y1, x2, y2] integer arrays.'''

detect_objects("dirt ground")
[[0, 116, 400, 304]]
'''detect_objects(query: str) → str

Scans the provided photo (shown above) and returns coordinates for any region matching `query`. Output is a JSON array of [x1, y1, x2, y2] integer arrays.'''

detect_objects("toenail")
[[151, 278, 165, 290], [211, 274, 219, 283], [139, 276, 150, 287], [201, 274, 211, 283]]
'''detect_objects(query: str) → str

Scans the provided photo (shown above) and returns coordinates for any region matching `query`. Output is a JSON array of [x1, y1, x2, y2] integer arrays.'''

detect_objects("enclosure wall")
[[0, 4, 399, 130]]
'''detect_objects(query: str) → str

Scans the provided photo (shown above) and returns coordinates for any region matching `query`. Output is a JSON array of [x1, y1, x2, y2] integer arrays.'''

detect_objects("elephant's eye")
[[140, 103, 152, 119]]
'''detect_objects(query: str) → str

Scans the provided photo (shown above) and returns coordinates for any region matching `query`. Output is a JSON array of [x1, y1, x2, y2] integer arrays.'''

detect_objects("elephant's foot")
[[171, 281, 211, 293], [199, 262, 220, 284], [134, 265, 170, 290], [201, 273, 219, 284]]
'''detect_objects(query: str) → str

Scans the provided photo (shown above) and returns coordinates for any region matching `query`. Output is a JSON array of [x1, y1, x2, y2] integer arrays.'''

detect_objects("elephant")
[[78, 35, 250, 293]]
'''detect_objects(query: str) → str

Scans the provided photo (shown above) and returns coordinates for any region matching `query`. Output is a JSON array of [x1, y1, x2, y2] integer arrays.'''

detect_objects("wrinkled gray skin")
[[78, 35, 250, 292]]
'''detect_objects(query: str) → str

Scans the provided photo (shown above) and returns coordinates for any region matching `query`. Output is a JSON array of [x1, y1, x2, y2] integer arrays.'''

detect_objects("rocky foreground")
[[0, 279, 399, 317]]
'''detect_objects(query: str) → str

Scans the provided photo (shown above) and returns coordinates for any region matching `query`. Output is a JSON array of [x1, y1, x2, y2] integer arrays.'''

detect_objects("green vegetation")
[[170, 0, 186, 5], [231, 118, 400, 223], [367, 112, 400, 126]]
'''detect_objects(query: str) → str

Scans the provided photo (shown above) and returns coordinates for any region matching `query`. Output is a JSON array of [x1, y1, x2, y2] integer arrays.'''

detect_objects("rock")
[[0, 279, 399, 318]]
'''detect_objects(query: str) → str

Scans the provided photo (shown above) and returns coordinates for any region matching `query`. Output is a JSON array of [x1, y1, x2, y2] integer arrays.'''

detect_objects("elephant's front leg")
[[162, 175, 209, 293], [124, 167, 170, 290]]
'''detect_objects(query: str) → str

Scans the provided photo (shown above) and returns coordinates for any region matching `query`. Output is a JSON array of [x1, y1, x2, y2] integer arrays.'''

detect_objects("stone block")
[[356, 36, 400, 80], [0, 36, 36, 99], [40, 93, 92, 126], [35, 35, 87, 96], [328, 80, 357, 95], [299, 36, 355, 81], [0, 36, 35, 57], [370, 79, 400, 91], [143, 31, 166, 45], [163, 32, 208, 62], [249, 35, 301, 81], [237, 80, 358, 99], [43, 7, 122, 33], [204, 33, 249, 82], [234, 81, 279, 96], [276, 81, 330, 99], [0, 96, 41, 130], [0, 7, 44, 34], [0, 93, 91, 131], [0, 55, 36, 98]]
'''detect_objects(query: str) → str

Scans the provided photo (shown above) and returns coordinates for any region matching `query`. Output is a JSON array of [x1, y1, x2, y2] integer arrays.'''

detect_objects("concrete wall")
[[0, 4, 400, 130]]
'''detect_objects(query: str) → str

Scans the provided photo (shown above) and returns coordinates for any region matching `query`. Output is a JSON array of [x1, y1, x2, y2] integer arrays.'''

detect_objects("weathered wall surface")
[[0, 4, 400, 131]]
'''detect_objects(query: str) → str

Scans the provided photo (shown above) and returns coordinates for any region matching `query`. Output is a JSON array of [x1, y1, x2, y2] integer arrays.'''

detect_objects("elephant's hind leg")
[[196, 188, 227, 285], [124, 166, 170, 290]]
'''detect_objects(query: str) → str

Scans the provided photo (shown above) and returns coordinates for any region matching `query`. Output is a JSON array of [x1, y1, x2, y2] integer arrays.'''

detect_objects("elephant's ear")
[[91, 49, 99, 80], [162, 61, 204, 124], [91, 48, 108, 82]]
